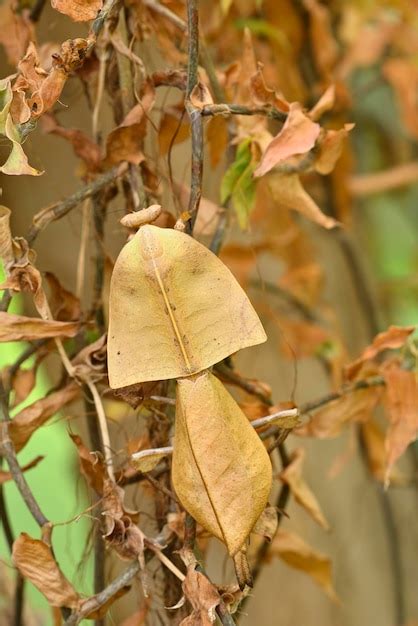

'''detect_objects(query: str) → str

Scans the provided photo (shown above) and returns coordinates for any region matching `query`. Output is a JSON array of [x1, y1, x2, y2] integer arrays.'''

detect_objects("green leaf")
[[221, 139, 256, 229]]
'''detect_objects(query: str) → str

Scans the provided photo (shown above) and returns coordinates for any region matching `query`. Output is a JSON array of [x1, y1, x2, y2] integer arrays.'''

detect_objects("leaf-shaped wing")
[[108, 225, 266, 388], [172, 371, 272, 555]]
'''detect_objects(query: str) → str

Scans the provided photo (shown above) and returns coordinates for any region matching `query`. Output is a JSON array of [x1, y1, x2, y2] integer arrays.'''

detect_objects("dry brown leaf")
[[252, 506, 278, 542], [41, 115, 101, 173], [180, 567, 221, 626], [383, 361, 418, 484], [314, 124, 354, 175], [0, 206, 13, 265], [206, 116, 228, 168], [361, 419, 406, 485], [346, 325, 415, 380], [254, 103, 320, 178], [102, 480, 144, 561], [172, 371, 272, 556], [51, 0, 103, 22], [308, 85, 335, 121], [13, 534, 80, 608], [9, 383, 79, 452], [12, 366, 37, 407], [158, 107, 190, 155], [0, 0, 34, 66], [271, 528, 337, 601], [0, 312, 79, 342], [108, 225, 266, 388], [303, 0, 339, 78], [189, 82, 214, 109], [268, 173, 338, 229], [70, 433, 106, 494], [0, 456, 44, 484], [45, 272, 81, 321], [298, 386, 382, 439], [280, 448, 329, 530]]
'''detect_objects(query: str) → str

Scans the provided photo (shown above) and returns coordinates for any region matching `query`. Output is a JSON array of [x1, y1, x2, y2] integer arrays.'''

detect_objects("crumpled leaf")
[[252, 506, 278, 541], [9, 382, 79, 452], [51, 0, 103, 22], [314, 124, 355, 175], [0, 456, 44, 484], [105, 84, 155, 165], [383, 361, 418, 485], [270, 528, 338, 601], [345, 325, 415, 380], [108, 225, 266, 388], [268, 173, 338, 229], [280, 448, 329, 530], [172, 371, 272, 556], [0, 206, 13, 265], [13, 533, 80, 608], [0, 78, 42, 176], [180, 567, 221, 626], [254, 103, 320, 178], [0, 312, 79, 342], [102, 479, 144, 561], [70, 433, 106, 494], [220, 139, 257, 229]]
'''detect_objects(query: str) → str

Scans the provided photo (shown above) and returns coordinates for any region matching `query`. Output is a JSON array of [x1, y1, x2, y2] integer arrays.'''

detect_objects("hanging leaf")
[[172, 371, 272, 556], [13, 534, 80, 608], [383, 361, 418, 484], [180, 567, 221, 626], [254, 103, 320, 178], [108, 225, 266, 388], [280, 448, 329, 530], [221, 139, 256, 229], [270, 528, 338, 601]]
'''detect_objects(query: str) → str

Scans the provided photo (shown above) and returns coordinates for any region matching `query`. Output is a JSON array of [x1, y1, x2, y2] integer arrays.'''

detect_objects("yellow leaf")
[[172, 371, 272, 555], [108, 226, 266, 388]]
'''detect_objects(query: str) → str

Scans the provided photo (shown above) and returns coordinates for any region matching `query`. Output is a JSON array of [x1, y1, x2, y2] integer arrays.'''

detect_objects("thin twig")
[[27, 163, 128, 245], [90, 0, 121, 40], [86, 379, 115, 483], [201, 103, 287, 122]]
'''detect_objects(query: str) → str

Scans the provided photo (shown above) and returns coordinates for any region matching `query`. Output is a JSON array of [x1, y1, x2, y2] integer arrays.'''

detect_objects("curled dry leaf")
[[108, 225, 266, 388], [12, 533, 80, 608], [172, 371, 272, 556], [268, 173, 338, 229], [11, 366, 37, 407], [270, 528, 338, 601], [382, 361, 418, 485], [254, 103, 321, 178], [0, 455, 44, 484], [252, 506, 279, 542], [280, 448, 329, 530], [0, 312, 79, 342], [70, 433, 106, 494], [189, 82, 214, 109], [51, 0, 103, 22], [9, 382, 79, 452], [45, 272, 81, 321], [298, 386, 383, 439], [345, 325, 415, 380], [102, 480, 144, 561], [361, 419, 406, 486], [314, 124, 355, 175], [180, 567, 221, 626]]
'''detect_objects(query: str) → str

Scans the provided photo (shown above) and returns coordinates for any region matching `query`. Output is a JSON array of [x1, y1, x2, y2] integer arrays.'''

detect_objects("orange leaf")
[[383, 362, 418, 485], [314, 124, 354, 176], [254, 103, 320, 177], [51, 0, 103, 21]]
